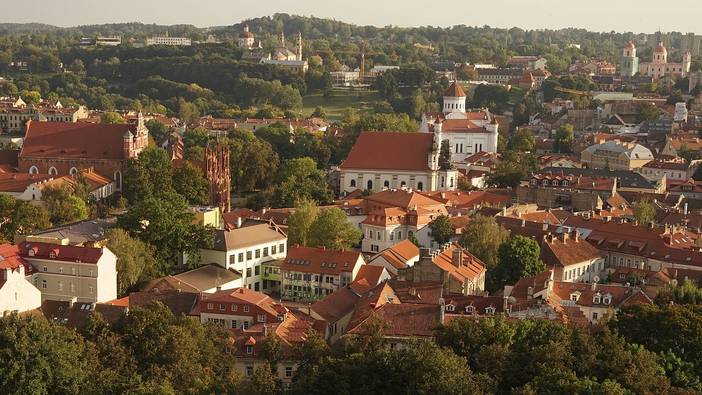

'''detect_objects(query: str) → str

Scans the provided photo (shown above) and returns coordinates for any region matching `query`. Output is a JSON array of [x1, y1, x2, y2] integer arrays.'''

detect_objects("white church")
[[420, 81, 499, 162]]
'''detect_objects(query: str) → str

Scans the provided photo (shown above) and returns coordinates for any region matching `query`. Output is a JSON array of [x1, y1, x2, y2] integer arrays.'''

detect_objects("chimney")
[[452, 248, 463, 267], [559, 231, 568, 243], [236, 216, 242, 228], [572, 229, 579, 242], [684, 203, 688, 215], [503, 295, 509, 313], [527, 286, 534, 299]]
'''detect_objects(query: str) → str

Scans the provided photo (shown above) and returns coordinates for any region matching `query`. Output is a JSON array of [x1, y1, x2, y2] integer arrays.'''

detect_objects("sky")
[[3, 0, 701, 34]]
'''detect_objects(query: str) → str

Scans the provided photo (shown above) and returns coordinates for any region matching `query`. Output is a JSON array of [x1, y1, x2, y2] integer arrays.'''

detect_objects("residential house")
[[20, 242, 117, 303], [640, 158, 700, 183], [398, 243, 486, 296], [368, 239, 420, 276], [581, 140, 654, 171], [516, 171, 616, 211], [142, 264, 242, 294], [280, 246, 365, 301], [359, 189, 447, 252], [199, 219, 287, 292], [0, 244, 41, 314]]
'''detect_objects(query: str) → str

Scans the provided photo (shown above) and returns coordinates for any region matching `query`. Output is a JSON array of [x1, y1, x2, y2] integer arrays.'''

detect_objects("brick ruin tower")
[[205, 143, 231, 212]]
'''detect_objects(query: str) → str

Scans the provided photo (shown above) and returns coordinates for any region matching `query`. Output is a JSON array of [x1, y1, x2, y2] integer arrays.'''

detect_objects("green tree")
[[270, 157, 333, 208], [308, 207, 362, 249], [100, 111, 126, 124], [41, 185, 89, 225], [439, 140, 453, 170], [637, 102, 660, 122], [173, 161, 209, 205], [228, 129, 280, 192], [145, 119, 169, 145], [123, 146, 175, 203], [106, 228, 161, 295], [178, 99, 201, 126], [0, 314, 99, 393], [429, 214, 454, 245], [117, 191, 212, 269], [0, 194, 50, 241], [632, 199, 656, 226], [509, 128, 536, 152], [287, 198, 319, 246], [554, 124, 574, 153], [492, 235, 544, 291], [311, 106, 326, 119], [459, 215, 510, 271]]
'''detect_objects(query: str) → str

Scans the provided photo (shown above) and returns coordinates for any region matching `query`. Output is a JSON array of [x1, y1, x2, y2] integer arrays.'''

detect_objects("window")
[[57, 281, 63, 291], [41, 280, 47, 289], [43, 266, 47, 272], [255, 249, 261, 259], [255, 265, 260, 275], [245, 366, 253, 377], [592, 312, 598, 320], [258, 314, 266, 322], [383, 180, 390, 188], [445, 304, 455, 312], [219, 304, 225, 311], [244, 305, 250, 313], [254, 282, 260, 291], [243, 321, 250, 329], [417, 182, 423, 191], [89, 286, 94, 294], [263, 247, 269, 257], [207, 303, 213, 310], [229, 255, 236, 265], [59, 267, 63, 273], [246, 268, 251, 277], [246, 251, 252, 260], [238, 253, 244, 262], [246, 345, 253, 354], [285, 367, 293, 378], [272, 245, 277, 255], [350, 179, 356, 188], [279, 244, 285, 253], [231, 304, 238, 312], [367, 180, 373, 190], [485, 306, 496, 315]]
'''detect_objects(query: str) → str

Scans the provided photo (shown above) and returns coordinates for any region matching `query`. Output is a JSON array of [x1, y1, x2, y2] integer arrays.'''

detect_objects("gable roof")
[[210, 220, 286, 251], [19, 242, 104, 264], [340, 132, 433, 171], [444, 80, 466, 97], [282, 246, 364, 275], [21, 121, 135, 160]]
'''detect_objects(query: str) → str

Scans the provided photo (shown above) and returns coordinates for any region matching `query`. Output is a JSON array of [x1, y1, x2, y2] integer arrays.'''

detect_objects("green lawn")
[[302, 88, 381, 121]]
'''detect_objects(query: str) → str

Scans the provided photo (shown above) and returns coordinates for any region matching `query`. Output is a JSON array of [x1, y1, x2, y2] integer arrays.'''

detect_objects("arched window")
[[29, 166, 39, 174], [69, 167, 79, 175], [114, 171, 122, 190], [48, 167, 57, 175], [367, 180, 373, 190], [350, 179, 356, 188], [450, 178, 454, 188], [383, 180, 390, 188], [417, 182, 423, 191], [400, 181, 407, 188]]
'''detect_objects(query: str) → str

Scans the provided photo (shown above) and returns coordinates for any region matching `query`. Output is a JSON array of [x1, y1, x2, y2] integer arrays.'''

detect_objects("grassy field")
[[302, 88, 381, 121]]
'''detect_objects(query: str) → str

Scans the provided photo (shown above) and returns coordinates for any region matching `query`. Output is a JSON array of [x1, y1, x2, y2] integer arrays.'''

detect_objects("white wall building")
[[145, 35, 192, 46], [199, 219, 287, 293], [0, 247, 42, 315], [419, 81, 499, 162]]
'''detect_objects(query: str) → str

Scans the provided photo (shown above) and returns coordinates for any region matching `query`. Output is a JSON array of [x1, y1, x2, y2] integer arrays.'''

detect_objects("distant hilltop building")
[[621, 41, 691, 80], [145, 33, 192, 46], [260, 31, 308, 73], [237, 25, 256, 49], [79, 36, 121, 46]]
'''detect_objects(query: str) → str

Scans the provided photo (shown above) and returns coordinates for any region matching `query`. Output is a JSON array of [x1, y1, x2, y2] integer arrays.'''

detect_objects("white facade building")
[[419, 81, 499, 162], [0, 251, 42, 314], [199, 219, 287, 293], [145, 35, 192, 46]]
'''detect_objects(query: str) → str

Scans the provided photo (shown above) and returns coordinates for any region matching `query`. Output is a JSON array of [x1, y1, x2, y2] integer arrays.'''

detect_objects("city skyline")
[[3, 0, 702, 34]]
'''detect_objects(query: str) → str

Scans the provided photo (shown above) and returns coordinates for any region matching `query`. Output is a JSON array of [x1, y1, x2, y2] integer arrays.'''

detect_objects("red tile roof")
[[18, 242, 104, 264], [431, 243, 486, 283], [350, 265, 387, 293], [282, 246, 364, 275], [340, 132, 433, 171], [443, 81, 466, 97], [21, 121, 135, 160], [0, 173, 53, 192]]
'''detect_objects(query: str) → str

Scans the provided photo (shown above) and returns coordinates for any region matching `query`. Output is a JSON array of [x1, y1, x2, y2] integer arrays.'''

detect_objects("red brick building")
[[19, 115, 149, 191]]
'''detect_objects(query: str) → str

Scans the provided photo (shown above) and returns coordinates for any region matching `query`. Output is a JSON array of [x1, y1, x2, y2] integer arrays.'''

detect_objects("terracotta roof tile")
[[21, 121, 136, 160], [282, 246, 364, 275], [340, 132, 433, 171]]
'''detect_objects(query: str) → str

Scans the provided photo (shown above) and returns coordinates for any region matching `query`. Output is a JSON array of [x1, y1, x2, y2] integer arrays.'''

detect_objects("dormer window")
[[446, 304, 455, 312], [562, 180, 568, 186], [542, 180, 548, 186], [531, 179, 537, 185], [593, 294, 601, 304], [570, 292, 580, 302], [485, 306, 496, 315], [602, 295, 612, 305], [465, 305, 476, 314], [246, 345, 253, 354], [49, 251, 56, 259]]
